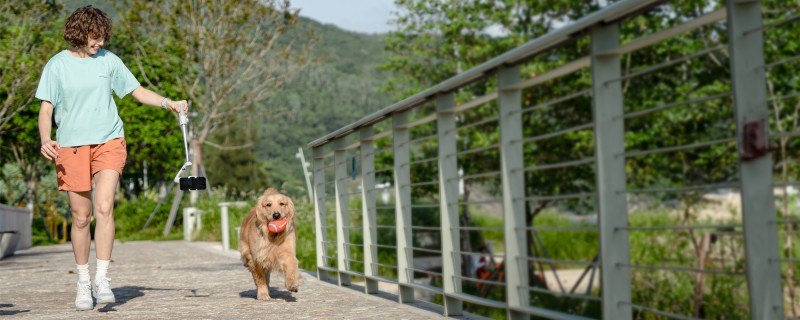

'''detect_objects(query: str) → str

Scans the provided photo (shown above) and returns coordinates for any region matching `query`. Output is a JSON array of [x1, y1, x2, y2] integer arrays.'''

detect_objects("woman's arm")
[[130, 86, 189, 113], [38, 100, 60, 160]]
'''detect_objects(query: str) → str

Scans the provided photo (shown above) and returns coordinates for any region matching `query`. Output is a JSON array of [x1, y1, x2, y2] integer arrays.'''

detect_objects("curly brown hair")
[[63, 5, 112, 47]]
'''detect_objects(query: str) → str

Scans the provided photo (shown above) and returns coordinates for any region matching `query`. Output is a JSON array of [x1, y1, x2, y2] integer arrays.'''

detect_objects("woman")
[[36, 6, 189, 311]]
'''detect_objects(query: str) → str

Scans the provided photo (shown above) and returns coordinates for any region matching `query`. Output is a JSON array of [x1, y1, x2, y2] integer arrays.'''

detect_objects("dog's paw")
[[256, 290, 272, 301], [256, 294, 272, 301], [286, 276, 301, 292]]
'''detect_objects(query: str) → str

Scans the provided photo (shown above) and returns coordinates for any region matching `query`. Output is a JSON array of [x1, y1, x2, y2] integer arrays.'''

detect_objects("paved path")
[[0, 241, 484, 319]]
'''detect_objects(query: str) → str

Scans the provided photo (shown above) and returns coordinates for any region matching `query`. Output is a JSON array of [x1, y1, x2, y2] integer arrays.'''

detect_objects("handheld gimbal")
[[172, 101, 207, 190]]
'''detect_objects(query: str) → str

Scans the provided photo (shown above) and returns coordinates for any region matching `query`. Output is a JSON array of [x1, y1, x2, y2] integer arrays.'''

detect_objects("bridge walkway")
[[0, 241, 486, 319]]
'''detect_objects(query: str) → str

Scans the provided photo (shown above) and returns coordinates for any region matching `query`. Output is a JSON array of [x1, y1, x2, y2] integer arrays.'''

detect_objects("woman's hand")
[[40, 140, 60, 161], [165, 99, 190, 113], [130, 87, 190, 112]]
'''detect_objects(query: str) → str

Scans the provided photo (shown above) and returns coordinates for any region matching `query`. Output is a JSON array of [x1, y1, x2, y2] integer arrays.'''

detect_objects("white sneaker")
[[75, 280, 93, 311], [93, 277, 115, 304]]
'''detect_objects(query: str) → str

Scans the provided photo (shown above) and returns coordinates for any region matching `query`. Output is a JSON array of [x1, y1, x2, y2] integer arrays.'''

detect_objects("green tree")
[[381, 0, 606, 286], [105, 23, 188, 197], [116, 0, 317, 203], [0, 0, 65, 212], [0, 1, 60, 135]]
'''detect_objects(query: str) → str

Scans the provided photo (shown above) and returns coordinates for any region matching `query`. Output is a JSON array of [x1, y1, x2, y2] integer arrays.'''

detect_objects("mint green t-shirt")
[[35, 49, 140, 147]]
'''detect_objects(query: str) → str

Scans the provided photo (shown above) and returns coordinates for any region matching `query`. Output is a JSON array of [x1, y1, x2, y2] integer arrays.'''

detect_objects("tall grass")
[[114, 197, 184, 241]]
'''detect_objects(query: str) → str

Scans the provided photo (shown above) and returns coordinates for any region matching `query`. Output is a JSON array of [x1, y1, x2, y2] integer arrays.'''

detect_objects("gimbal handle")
[[174, 101, 191, 183], [179, 102, 190, 163], [173, 161, 192, 183]]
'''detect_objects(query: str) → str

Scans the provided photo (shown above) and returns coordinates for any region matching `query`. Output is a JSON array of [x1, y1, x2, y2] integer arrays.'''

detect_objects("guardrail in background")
[[183, 202, 248, 251], [309, 1, 796, 319], [219, 201, 248, 251]]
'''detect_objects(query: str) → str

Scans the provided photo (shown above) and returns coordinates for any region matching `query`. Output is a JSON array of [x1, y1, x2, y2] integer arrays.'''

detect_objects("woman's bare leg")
[[68, 191, 92, 265], [92, 169, 119, 260]]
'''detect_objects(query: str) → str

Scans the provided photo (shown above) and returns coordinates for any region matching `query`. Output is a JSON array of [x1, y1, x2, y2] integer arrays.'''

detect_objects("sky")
[[288, 0, 398, 34]]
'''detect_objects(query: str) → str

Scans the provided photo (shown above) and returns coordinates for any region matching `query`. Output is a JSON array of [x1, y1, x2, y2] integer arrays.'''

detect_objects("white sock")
[[77, 263, 90, 282], [95, 259, 110, 281]]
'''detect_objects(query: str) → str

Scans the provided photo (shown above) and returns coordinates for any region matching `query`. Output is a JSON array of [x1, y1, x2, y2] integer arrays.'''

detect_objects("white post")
[[592, 22, 632, 320], [393, 109, 415, 303], [219, 202, 230, 251], [334, 138, 352, 286], [437, 92, 463, 316], [360, 127, 379, 294], [296, 147, 314, 203], [183, 207, 197, 241], [727, 1, 783, 318], [498, 65, 529, 320], [313, 146, 330, 281]]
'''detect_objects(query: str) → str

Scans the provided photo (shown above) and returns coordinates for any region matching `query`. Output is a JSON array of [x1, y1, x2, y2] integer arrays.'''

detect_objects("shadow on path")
[[9, 250, 73, 258], [97, 286, 186, 313], [0, 303, 30, 316], [238, 289, 297, 302]]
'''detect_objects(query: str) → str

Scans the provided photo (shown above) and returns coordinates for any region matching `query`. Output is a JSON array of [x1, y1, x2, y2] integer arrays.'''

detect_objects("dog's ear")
[[286, 194, 295, 222], [255, 194, 268, 221]]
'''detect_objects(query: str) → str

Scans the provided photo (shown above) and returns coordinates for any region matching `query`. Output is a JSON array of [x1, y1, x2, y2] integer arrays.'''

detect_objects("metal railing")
[[309, 1, 795, 319]]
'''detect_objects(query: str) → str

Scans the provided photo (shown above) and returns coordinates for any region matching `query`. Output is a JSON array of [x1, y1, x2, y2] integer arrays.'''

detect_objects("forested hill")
[[206, 16, 397, 194]]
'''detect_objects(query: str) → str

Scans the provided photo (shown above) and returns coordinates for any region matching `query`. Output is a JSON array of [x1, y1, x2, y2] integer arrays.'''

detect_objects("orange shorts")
[[55, 138, 127, 192]]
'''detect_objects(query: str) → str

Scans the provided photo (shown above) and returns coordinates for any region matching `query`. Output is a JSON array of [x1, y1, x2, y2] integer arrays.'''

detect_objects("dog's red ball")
[[268, 217, 287, 233]]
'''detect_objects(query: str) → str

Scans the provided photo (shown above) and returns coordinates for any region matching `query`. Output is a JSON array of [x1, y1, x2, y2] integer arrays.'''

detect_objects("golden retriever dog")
[[239, 188, 301, 300]]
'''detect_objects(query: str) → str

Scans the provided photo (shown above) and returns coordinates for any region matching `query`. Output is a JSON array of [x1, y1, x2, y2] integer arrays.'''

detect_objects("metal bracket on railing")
[[741, 119, 777, 161]]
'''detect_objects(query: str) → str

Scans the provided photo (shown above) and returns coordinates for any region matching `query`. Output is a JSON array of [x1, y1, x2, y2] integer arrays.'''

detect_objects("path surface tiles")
[[0, 240, 487, 319]]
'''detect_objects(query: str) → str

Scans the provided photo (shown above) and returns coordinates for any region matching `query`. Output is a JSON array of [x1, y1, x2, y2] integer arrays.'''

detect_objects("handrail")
[[308, 0, 785, 319]]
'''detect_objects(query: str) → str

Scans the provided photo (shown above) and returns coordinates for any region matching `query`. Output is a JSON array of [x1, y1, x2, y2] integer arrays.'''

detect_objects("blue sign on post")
[[352, 156, 357, 180]]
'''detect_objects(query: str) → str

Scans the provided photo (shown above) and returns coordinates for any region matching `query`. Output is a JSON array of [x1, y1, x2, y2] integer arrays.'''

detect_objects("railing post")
[[727, 1, 783, 318], [296, 147, 314, 203], [498, 65, 528, 320], [313, 146, 330, 281], [360, 127, 379, 294], [437, 92, 463, 316], [334, 138, 352, 286], [219, 202, 230, 251], [393, 109, 415, 303], [182, 207, 198, 241], [591, 22, 632, 319]]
